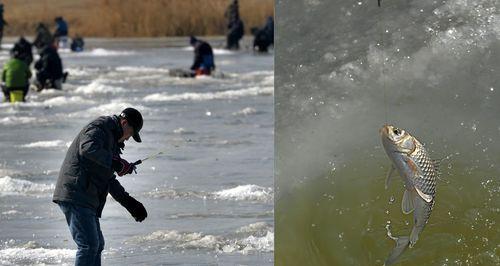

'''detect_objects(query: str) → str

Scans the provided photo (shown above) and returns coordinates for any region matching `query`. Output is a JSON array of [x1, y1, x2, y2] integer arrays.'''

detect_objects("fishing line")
[[378, 0, 389, 125]]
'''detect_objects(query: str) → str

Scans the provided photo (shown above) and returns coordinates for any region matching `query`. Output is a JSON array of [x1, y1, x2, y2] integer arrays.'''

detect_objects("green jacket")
[[2, 58, 31, 88]]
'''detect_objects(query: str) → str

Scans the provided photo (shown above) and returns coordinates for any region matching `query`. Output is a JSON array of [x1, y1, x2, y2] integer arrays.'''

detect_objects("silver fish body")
[[380, 125, 437, 265]]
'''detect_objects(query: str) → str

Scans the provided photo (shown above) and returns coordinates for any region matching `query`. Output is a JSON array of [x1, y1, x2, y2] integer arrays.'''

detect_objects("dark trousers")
[[58, 202, 105, 266]]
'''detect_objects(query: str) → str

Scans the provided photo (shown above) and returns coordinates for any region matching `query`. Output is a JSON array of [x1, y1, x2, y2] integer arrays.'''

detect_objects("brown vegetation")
[[2, 0, 274, 37]]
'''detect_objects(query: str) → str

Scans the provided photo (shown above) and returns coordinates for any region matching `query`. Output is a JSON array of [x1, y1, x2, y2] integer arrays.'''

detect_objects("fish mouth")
[[380, 124, 392, 137]]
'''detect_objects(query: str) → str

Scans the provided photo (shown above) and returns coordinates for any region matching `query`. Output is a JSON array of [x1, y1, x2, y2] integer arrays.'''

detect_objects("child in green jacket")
[[2, 48, 31, 102]]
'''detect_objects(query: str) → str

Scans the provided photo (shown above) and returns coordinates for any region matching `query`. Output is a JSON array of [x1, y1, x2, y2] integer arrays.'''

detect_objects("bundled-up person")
[[11, 37, 33, 66], [252, 16, 274, 53], [2, 47, 31, 102], [0, 4, 7, 49], [70, 35, 84, 52], [33, 23, 53, 50], [34, 45, 66, 91], [53, 107, 147, 265], [225, 0, 244, 50], [54, 16, 69, 48], [190, 36, 215, 76]]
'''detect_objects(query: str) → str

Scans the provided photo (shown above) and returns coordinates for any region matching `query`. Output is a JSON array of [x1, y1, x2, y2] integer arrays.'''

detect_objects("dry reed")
[[2, 0, 274, 37]]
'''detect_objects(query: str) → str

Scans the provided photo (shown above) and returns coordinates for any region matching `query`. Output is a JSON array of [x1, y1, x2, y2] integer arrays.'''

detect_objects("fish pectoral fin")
[[415, 187, 433, 203], [402, 190, 415, 214], [385, 165, 396, 190]]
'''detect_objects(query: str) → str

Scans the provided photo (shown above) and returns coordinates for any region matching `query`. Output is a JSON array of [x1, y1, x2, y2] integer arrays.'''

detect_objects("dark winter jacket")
[[54, 18, 68, 38], [35, 46, 63, 81], [33, 23, 53, 49], [228, 19, 244, 41], [190, 40, 215, 71], [53, 115, 133, 217], [252, 17, 274, 52]]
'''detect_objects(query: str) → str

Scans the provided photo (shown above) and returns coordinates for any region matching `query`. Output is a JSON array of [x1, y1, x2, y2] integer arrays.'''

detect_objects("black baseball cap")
[[119, 108, 143, 142]]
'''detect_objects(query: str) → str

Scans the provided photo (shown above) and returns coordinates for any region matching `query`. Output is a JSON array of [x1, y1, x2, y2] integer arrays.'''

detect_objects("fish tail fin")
[[384, 224, 410, 266]]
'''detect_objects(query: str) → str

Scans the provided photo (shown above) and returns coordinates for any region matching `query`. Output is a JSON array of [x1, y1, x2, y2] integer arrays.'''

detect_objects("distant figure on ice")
[[70, 35, 84, 52], [251, 16, 274, 53], [33, 23, 53, 49], [190, 36, 215, 76], [33, 44, 67, 91], [11, 37, 33, 66], [2, 45, 32, 102], [0, 4, 8, 49], [225, 0, 244, 50], [53, 107, 147, 266], [54, 16, 69, 48]]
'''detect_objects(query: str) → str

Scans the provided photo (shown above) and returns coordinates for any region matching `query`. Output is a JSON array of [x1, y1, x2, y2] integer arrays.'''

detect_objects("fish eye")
[[393, 128, 401, 135]]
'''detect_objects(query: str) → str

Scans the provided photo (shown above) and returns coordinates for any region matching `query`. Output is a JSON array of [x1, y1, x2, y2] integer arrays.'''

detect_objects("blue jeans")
[[58, 202, 104, 266]]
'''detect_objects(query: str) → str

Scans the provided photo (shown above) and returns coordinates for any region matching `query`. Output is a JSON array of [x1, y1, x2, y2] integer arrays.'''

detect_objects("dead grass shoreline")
[[2, 0, 274, 37]]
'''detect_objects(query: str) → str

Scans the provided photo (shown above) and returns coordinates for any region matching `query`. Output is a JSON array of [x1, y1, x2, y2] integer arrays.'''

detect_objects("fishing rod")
[[132, 138, 193, 166], [132, 150, 164, 166]]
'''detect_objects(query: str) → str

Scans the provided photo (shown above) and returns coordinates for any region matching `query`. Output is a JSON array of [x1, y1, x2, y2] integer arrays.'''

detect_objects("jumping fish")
[[380, 125, 438, 265]]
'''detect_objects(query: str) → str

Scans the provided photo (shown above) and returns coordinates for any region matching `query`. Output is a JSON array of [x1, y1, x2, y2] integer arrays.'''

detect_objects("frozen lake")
[[0, 37, 274, 265]]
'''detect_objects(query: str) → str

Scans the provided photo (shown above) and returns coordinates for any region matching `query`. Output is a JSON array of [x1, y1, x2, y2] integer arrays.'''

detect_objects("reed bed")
[[2, 0, 274, 37]]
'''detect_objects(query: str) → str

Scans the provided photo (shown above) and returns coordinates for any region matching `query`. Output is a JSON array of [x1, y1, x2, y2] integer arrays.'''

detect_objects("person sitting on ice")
[[189, 36, 215, 76], [252, 16, 274, 53], [70, 35, 84, 52], [2, 45, 32, 102], [54, 16, 69, 48], [33, 44, 67, 91]]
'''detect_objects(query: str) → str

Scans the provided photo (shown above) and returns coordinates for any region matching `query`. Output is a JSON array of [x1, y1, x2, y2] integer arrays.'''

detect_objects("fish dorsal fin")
[[415, 187, 433, 203], [402, 190, 415, 214]]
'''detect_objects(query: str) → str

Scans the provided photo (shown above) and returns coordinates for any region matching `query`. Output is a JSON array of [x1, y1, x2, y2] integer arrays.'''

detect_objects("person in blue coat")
[[54, 16, 69, 48], [190, 36, 215, 76]]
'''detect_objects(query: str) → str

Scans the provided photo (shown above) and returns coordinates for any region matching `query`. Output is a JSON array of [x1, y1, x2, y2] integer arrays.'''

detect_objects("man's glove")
[[112, 156, 136, 176], [122, 196, 147, 222]]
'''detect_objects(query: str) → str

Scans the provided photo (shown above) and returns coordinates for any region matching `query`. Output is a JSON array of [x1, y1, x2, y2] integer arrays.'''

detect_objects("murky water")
[[0, 37, 274, 265], [276, 0, 499, 265]]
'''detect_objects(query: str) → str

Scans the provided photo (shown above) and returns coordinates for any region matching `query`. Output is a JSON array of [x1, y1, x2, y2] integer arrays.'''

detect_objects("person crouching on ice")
[[189, 36, 215, 76], [1, 45, 31, 102], [53, 107, 147, 266]]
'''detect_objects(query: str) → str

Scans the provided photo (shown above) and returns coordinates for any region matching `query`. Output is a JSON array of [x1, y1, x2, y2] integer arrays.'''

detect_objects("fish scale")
[[411, 141, 437, 200]]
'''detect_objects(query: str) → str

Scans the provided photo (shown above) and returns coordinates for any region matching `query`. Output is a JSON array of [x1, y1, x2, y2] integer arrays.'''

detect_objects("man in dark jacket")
[[53, 107, 147, 266], [0, 4, 8, 49], [54, 16, 68, 39], [34, 45, 65, 91], [33, 23, 53, 49], [225, 0, 244, 50], [190, 36, 215, 76], [252, 16, 274, 53]]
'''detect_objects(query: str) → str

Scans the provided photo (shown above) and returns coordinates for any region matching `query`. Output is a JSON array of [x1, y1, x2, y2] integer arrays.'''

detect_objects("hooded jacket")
[[53, 115, 133, 217], [35, 46, 63, 81]]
